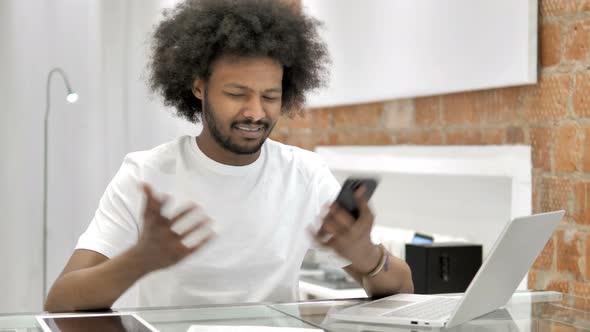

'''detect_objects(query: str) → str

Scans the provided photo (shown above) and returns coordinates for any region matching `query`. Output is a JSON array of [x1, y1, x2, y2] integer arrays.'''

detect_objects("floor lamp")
[[43, 68, 78, 301]]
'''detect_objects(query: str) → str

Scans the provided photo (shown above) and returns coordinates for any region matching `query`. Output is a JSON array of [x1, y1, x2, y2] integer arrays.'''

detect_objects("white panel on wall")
[[303, 0, 537, 108]]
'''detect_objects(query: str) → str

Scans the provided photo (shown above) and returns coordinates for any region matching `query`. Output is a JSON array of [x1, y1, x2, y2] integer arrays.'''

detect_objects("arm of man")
[[316, 187, 414, 297], [344, 248, 414, 297], [44, 248, 149, 312], [44, 184, 213, 312]]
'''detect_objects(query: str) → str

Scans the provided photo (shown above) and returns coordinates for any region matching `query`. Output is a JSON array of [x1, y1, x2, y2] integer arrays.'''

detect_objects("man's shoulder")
[[123, 136, 189, 170], [265, 139, 330, 177]]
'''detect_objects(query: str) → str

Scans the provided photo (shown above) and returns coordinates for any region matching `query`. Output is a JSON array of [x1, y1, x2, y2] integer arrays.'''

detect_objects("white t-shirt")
[[76, 135, 347, 307]]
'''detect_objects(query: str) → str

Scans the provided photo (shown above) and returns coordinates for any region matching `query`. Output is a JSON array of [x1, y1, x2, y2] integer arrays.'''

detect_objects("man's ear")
[[192, 79, 205, 100]]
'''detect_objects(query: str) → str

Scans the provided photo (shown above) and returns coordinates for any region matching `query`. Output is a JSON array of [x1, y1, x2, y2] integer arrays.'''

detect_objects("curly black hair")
[[147, 0, 329, 123]]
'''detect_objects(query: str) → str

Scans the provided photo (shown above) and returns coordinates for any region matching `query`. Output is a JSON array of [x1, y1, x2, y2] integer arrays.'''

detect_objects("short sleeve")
[[307, 162, 352, 268], [75, 156, 143, 258]]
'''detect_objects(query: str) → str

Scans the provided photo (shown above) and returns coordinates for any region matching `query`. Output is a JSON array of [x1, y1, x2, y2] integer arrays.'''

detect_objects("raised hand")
[[135, 183, 214, 273]]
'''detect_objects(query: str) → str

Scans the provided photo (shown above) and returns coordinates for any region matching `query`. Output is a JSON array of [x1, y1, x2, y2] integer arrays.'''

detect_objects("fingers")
[[141, 183, 169, 217], [315, 203, 354, 246], [186, 233, 215, 255], [354, 185, 374, 230], [170, 204, 199, 224], [324, 203, 355, 234], [178, 218, 213, 238], [314, 226, 333, 245], [315, 187, 375, 250]]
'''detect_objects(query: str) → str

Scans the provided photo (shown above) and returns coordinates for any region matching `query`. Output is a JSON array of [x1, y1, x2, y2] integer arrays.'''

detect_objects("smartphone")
[[335, 177, 379, 220]]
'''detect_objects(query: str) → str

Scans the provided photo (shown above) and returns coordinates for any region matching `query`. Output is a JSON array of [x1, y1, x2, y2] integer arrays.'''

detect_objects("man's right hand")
[[44, 183, 215, 312], [135, 183, 214, 273]]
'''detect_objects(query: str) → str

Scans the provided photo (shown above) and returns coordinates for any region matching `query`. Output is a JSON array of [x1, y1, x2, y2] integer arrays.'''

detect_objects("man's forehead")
[[208, 56, 283, 88]]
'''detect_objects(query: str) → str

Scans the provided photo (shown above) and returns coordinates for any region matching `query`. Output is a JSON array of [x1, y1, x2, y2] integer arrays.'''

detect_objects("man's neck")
[[195, 134, 260, 166]]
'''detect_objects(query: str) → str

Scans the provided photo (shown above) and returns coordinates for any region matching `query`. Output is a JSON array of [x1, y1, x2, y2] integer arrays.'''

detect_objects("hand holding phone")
[[335, 177, 379, 220]]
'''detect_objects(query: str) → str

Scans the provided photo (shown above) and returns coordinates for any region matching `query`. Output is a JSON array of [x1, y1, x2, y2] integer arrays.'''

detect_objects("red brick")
[[530, 127, 552, 171], [269, 130, 287, 143], [565, 19, 590, 61], [533, 236, 555, 270], [546, 279, 570, 294], [555, 125, 581, 172], [284, 108, 332, 131], [382, 99, 414, 129], [573, 281, 590, 310], [284, 133, 315, 151], [574, 72, 590, 118], [583, 0, 590, 12], [533, 173, 542, 213], [506, 126, 525, 144], [307, 108, 332, 129], [328, 131, 393, 146], [541, 22, 562, 67], [441, 88, 521, 126], [272, 117, 288, 133], [556, 229, 582, 277], [523, 75, 571, 121], [474, 88, 522, 124], [396, 130, 444, 145], [584, 127, 590, 171], [441, 93, 478, 125], [482, 128, 504, 145], [283, 113, 312, 130], [446, 129, 483, 145], [332, 103, 383, 129], [550, 324, 576, 332], [586, 233, 590, 279], [540, 0, 578, 16], [574, 182, 590, 225], [311, 130, 331, 147], [535, 321, 554, 332], [414, 97, 440, 127], [540, 176, 572, 213], [528, 269, 538, 289]]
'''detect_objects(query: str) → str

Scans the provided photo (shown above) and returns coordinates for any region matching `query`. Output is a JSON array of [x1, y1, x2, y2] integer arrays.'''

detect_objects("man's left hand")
[[315, 186, 382, 274]]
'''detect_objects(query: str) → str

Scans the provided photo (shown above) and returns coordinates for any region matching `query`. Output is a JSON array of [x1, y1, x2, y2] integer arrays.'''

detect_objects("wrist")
[[353, 243, 382, 274], [127, 245, 156, 275]]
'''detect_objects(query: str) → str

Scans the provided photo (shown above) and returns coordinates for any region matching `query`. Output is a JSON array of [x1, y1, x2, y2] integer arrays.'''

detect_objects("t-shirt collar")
[[187, 136, 266, 176]]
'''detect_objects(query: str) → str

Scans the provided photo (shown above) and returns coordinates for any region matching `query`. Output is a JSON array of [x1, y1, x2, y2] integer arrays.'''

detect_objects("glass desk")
[[1, 291, 589, 331]]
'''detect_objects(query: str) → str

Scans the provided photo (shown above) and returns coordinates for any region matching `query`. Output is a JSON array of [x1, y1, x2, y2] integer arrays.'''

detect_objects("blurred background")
[[1, 0, 589, 313]]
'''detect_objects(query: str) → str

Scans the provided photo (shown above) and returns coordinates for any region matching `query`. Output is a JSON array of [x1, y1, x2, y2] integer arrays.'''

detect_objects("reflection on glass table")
[[1, 291, 590, 331]]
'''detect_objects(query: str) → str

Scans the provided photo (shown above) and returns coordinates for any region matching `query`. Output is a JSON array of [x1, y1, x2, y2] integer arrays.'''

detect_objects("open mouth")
[[233, 124, 265, 138]]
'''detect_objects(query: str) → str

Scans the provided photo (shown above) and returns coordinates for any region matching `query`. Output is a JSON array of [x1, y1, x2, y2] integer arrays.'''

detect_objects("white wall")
[[0, 0, 199, 313], [0, 0, 49, 314], [303, 0, 537, 108]]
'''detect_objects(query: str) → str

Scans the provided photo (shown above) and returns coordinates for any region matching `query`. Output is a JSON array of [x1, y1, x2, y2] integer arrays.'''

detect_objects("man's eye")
[[263, 96, 280, 101], [225, 92, 245, 98]]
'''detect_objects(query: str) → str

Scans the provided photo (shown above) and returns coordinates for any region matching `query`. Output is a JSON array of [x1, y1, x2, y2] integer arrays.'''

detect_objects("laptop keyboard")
[[383, 297, 460, 320]]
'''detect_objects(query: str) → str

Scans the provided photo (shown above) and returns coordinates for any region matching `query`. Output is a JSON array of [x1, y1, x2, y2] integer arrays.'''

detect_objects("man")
[[44, 0, 413, 312]]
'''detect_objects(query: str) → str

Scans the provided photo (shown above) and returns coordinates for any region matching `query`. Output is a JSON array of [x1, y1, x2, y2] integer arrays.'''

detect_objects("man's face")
[[194, 56, 283, 155]]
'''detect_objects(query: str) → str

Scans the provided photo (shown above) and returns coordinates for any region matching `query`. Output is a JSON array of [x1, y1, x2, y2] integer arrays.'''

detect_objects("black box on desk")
[[405, 242, 482, 294]]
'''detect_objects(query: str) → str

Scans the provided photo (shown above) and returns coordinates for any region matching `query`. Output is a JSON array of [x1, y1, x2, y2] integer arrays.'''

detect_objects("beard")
[[202, 89, 275, 155]]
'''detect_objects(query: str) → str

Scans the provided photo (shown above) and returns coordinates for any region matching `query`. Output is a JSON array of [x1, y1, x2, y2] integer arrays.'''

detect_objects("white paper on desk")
[[187, 326, 322, 332]]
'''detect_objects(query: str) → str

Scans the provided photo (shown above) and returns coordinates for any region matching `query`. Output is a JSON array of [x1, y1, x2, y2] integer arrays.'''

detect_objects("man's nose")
[[242, 95, 266, 121]]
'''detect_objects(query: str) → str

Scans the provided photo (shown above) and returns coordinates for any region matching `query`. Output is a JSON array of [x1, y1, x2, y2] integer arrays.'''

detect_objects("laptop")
[[330, 210, 565, 328]]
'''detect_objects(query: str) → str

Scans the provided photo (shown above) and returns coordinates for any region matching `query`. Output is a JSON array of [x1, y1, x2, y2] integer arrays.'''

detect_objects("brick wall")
[[270, 0, 590, 296]]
